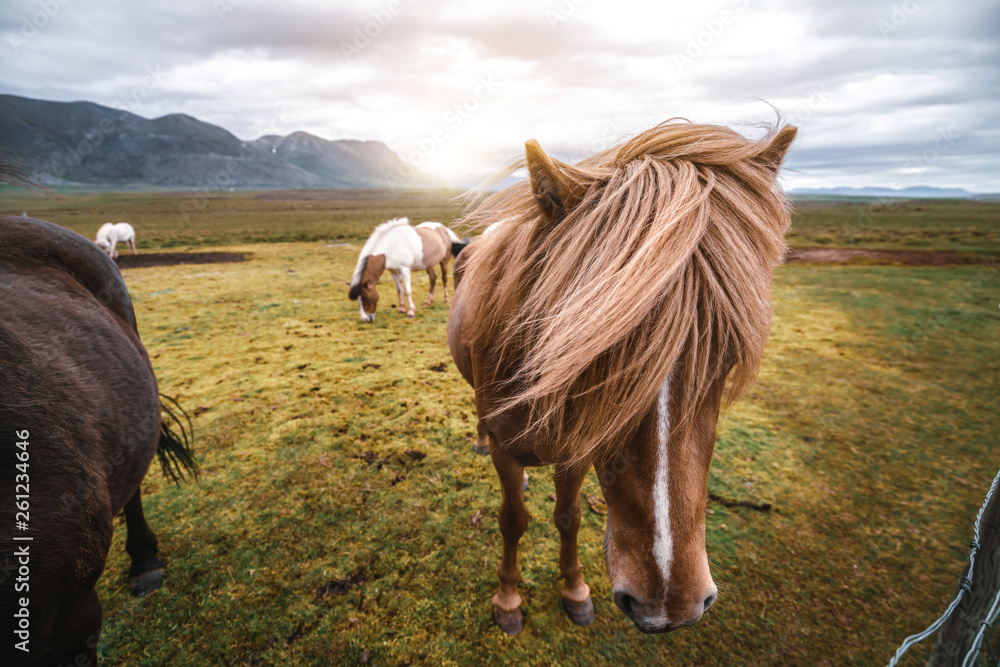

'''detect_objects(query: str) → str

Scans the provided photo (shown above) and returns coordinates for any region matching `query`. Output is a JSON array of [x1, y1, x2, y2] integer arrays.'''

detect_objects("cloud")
[[0, 0, 997, 191]]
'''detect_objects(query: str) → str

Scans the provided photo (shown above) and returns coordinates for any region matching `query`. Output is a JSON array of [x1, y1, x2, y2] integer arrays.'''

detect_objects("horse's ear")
[[525, 140, 588, 222], [754, 125, 797, 177]]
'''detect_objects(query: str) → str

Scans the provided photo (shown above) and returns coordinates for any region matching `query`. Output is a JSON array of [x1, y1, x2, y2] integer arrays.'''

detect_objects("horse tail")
[[451, 236, 471, 258], [452, 239, 475, 288], [157, 394, 198, 482]]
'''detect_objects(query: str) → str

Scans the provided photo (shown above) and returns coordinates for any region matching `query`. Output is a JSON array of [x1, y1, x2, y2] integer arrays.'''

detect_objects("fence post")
[[929, 479, 1000, 665]]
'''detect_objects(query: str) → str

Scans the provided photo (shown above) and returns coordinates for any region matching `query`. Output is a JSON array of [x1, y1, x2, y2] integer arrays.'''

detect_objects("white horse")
[[348, 217, 462, 322], [95, 222, 137, 258]]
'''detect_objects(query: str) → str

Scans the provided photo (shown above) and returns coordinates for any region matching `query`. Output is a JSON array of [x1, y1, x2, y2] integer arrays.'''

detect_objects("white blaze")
[[653, 377, 673, 583]]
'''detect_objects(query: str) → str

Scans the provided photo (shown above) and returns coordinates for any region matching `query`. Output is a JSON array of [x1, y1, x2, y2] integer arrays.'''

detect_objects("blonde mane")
[[349, 216, 411, 288], [459, 120, 795, 464]]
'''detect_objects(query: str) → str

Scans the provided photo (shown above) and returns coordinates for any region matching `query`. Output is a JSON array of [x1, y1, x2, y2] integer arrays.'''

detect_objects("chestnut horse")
[[0, 213, 196, 666], [448, 121, 795, 635], [348, 217, 461, 321]]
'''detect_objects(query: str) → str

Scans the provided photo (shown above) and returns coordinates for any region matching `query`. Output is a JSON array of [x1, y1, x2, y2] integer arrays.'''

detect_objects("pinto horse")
[[448, 121, 796, 635], [348, 217, 462, 321], [0, 214, 196, 666]]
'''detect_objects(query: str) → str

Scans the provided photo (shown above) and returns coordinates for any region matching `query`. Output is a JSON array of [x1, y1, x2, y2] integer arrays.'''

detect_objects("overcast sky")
[[1, 0, 998, 191]]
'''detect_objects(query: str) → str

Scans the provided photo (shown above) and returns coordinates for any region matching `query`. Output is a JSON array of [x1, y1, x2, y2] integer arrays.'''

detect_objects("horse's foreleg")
[[473, 421, 490, 456], [491, 446, 530, 635], [130, 238, 138, 254], [124, 487, 165, 596], [400, 267, 416, 318], [474, 422, 527, 482], [553, 463, 596, 626], [423, 266, 437, 307], [440, 258, 450, 304]]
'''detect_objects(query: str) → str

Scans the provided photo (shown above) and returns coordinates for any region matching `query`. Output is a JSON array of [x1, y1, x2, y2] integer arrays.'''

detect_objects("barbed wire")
[[886, 467, 1000, 667]]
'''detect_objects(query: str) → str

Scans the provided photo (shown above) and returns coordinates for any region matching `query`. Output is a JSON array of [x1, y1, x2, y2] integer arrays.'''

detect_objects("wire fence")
[[886, 468, 1000, 667]]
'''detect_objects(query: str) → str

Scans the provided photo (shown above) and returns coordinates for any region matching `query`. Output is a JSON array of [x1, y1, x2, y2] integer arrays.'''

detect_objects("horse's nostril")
[[613, 591, 636, 616], [703, 592, 717, 612]]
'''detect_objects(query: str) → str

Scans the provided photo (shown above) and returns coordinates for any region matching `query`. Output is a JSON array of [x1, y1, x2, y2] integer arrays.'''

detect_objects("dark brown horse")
[[0, 213, 196, 666], [449, 121, 795, 635]]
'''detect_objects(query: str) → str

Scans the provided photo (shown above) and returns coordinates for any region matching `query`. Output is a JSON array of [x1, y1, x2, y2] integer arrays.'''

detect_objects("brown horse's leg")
[[490, 446, 530, 635], [553, 464, 596, 625], [423, 266, 437, 306], [473, 421, 490, 456], [475, 423, 529, 487], [440, 257, 450, 304], [124, 487, 165, 596]]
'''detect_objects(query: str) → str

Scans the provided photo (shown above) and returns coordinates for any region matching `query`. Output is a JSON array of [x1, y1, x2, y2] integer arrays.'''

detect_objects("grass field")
[[786, 197, 1000, 256], [0, 188, 467, 248], [3, 186, 999, 255], [2, 190, 998, 665]]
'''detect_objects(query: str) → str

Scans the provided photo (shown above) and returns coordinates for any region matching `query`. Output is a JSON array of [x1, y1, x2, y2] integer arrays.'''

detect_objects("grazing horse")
[[0, 214, 196, 666], [348, 217, 462, 321], [95, 221, 138, 258], [448, 121, 796, 635]]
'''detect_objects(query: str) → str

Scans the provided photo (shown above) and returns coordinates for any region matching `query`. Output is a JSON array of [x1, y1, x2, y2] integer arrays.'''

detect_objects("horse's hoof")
[[473, 443, 490, 456], [130, 568, 165, 597], [406, 312, 415, 319], [563, 596, 595, 626], [493, 605, 524, 636]]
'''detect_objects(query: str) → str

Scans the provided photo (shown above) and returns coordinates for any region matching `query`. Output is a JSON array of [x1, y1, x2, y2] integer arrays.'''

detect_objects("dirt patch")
[[708, 493, 773, 513], [253, 190, 402, 201], [785, 247, 987, 266], [313, 572, 367, 602], [115, 252, 250, 269]]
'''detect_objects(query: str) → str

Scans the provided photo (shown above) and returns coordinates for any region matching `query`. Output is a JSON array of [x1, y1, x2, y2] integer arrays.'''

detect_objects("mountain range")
[[790, 186, 981, 199], [0, 94, 437, 189], [1, 95, 991, 196]]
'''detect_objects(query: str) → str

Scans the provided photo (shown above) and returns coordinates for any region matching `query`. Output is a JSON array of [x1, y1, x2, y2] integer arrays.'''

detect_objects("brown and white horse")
[[348, 217, 462, 321], [448, 121, 795, 635]]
